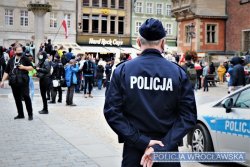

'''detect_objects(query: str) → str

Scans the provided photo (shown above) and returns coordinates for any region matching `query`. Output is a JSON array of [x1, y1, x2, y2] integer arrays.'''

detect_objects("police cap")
[[139, 18, 166, 41]]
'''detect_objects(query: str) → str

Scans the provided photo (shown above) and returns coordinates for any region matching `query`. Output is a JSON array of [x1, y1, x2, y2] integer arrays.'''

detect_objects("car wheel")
[[191, 123, 214, 152]]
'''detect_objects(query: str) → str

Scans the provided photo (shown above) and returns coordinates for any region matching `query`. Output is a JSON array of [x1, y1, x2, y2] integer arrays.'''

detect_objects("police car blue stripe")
[[203, 116, 250, 138]]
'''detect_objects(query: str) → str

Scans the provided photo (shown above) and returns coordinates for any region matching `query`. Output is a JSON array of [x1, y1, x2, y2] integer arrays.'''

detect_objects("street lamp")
[[188, 23, 195, 51]]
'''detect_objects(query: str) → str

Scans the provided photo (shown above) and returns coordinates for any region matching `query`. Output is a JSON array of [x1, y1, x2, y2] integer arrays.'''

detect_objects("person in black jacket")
[[230, 57, 246, 91], [0, 46, 6, 81], [49, 55, 64, 103], [0, 46, 34, 120], [36, 51, 51, 114]]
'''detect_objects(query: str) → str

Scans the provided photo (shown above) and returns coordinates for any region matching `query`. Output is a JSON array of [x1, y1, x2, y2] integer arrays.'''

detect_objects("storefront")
[[77, 35, 140, 62]]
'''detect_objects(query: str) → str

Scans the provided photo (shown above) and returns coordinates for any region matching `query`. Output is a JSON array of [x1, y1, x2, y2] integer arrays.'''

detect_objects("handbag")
[[52, 80, 60, 87]]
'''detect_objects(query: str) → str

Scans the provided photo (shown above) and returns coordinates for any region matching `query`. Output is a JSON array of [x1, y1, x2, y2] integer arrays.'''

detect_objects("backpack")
[[84, 60, 94, 74], [185, 64, 197, 86]]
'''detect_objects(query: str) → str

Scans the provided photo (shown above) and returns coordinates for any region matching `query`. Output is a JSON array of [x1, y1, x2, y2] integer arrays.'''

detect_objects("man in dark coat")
[[230, 57, 246, 90], [103, 18, 197, 167]]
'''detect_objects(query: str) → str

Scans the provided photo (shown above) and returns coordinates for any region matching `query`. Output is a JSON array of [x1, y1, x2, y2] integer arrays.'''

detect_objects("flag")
[[62, 17, 68, 39]]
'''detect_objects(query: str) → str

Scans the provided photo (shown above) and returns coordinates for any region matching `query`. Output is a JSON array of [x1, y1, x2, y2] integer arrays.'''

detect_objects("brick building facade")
[[172, 0, 227, 57], [226, 0, 250, 53]]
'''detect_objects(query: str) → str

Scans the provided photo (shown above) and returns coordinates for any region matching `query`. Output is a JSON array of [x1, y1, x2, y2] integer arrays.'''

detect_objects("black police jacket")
[[104, 49, 197, 152]]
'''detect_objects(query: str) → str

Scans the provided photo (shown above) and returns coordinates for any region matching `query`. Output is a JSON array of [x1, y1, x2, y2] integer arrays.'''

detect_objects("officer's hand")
[[140, 147, 154, 167], [148, 140, 164, 147]]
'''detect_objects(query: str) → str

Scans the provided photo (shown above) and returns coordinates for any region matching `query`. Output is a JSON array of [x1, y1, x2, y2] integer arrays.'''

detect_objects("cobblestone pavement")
[[0, 98, 98, 167], [0, 83, 244, 167]]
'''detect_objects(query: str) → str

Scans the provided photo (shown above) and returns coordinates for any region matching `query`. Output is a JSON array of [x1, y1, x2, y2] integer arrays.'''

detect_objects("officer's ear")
[[160, 39, 165, 53], [136, 38, 141, 48]]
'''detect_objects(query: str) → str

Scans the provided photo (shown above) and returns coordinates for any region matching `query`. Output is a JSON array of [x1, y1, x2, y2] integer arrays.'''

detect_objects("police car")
[[186, 85, 250, 166]]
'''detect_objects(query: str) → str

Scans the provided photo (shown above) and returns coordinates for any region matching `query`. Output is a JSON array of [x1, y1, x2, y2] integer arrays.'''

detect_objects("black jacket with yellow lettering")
[[104, 49, 197, 152]]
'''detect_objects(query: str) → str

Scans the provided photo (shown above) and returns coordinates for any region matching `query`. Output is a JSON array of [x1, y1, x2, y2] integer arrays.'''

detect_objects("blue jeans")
[[29, 76, 34, 101], [97, 79, 102, 90]]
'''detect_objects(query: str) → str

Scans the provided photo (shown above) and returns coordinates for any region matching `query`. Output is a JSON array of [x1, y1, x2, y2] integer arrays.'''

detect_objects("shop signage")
[[89, 38, 124, 46]]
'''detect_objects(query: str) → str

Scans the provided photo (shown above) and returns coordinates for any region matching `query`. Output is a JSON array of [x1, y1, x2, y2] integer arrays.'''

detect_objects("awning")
[[80, 46, 109, 53]]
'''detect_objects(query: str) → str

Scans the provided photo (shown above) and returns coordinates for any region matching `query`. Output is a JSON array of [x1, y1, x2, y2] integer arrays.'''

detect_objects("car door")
[[215, 88, 250, 159]]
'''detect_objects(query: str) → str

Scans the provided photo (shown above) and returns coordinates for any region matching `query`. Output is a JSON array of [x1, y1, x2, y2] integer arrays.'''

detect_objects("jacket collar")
[[140, 49, 163, 57]]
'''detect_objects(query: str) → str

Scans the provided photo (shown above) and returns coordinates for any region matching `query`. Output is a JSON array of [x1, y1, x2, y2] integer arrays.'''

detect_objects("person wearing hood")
[[36, 51, 51, 114], [230, 57, 246, 91], [217, 63, 226, 84]]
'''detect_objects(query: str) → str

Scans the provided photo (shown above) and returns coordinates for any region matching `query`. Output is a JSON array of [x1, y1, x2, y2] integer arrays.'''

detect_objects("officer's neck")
[[140, 46, 163, 53]]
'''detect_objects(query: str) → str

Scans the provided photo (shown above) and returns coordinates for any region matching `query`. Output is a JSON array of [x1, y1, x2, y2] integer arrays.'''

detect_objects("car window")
[[234, 88, 250, 109], [214, 93, 239, 107]]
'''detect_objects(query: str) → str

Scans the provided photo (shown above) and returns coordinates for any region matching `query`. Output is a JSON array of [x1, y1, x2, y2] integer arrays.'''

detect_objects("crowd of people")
[[172, 53, 250, 93], [0, 39, 117, 118], [0, 38, 249, 119]]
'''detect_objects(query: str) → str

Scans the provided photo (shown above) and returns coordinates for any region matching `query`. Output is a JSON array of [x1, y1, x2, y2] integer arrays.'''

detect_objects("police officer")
[[104, 18, 197, 167]]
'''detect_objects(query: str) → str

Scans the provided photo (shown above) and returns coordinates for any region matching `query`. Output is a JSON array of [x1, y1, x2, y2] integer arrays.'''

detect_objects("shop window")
[[111, 0, 116, 8], [101, 15, 107, 33], [82, 14, 89, 33], [92, 15, 99, 33], [118, 17, 124, 35], [207, 24, 217, 43], [119, 0, 124, 9], [83, 0, 89, 6], [102, 0, 108, 7], [93, 0, 99, 7], [110, 16, 115, 34]]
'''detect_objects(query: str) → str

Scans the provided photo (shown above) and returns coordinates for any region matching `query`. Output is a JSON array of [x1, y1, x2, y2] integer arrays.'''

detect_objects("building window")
[[20, 10, 28, 26], [110, 16, 115, 34], [64, 14, 71, 28], [101, 15, 107, 33], [156, 4, 163, 15], [102, 0, 108, 7], [207, 24, 217, 43], [83, 0, 89, 6], [119, 0, 124, 9], [93, 0, 99, 7], [166, 5, 172, 16], [135, 21, 142, 33], [5, 9, 14, 25], [50, 12, 57, 28], [82, 14, 89, 33], [185, 25, 191, 43], [92, 15, 99, 33], [166, 23, 172, 35], [146, 3, 153, 14], [135, 2, 143, 13], [111, 0, 116, 8], [118, 17, 124, 34], [243, 31, 250, 51]]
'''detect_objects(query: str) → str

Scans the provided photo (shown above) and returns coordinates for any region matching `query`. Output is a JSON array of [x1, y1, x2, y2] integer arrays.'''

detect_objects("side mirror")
[[222, 98, 233, 113]]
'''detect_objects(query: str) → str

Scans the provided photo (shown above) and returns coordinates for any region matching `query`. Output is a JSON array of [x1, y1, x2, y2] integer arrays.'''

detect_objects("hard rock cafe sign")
[[89, 38, 124, 46]]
